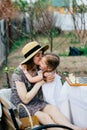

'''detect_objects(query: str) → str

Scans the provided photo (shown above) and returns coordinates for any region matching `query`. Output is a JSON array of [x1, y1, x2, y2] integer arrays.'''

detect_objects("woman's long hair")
[[24, 58, 36, 71]]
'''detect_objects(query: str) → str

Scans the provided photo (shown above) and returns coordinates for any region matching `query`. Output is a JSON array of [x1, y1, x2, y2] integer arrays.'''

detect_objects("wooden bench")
[[0, 88, 39, 130]]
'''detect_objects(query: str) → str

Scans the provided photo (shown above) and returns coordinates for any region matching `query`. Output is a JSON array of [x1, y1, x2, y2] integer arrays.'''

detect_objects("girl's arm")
[[23, 69, 43, 83], [21, 64, 43, 83], [15, 80, 45, 104]]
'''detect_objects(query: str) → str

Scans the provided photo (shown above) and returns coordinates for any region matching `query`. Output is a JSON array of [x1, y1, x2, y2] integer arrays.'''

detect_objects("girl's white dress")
[[42, 73, 63, 108]]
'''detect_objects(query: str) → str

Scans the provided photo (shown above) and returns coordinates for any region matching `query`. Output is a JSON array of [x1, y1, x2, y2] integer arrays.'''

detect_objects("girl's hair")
[[44, 53, 60, 71]]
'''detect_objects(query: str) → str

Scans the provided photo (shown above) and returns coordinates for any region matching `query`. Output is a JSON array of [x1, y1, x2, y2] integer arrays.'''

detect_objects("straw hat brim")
[[21, 44, 49, 64]]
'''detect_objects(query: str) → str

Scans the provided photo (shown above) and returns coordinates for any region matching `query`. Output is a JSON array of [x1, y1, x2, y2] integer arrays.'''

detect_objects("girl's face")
[[33, 51, 43, 66], [39, 57, 48, 72]]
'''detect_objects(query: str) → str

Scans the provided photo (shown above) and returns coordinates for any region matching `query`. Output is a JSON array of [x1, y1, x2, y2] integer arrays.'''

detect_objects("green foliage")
[[79, 46, 87, 55], [10, 36, 29, 53], [63, 32, 79, 44], [3, 67, 18, 74], [76, 4, 87, 13], [58, 71, 69, 84], [72, 0, 87, 13], [14, 0, 28, 11], [50, 28, 60, 37], [70, 35, 79, 44], [52, 30, 58, 37], [62, 32, 73, 38], [58, 53, 68, 56]]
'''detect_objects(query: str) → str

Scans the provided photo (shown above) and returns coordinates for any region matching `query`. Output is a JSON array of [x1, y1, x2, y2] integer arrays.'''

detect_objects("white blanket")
[[0, 88, 11, 120], [59, 82, 87, 127], [42, 74, 62, 107], [0, 103, 2, 120]]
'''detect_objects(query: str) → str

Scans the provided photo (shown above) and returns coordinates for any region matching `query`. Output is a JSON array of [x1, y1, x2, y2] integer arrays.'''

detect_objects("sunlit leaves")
[[3, 66, 18, 74]]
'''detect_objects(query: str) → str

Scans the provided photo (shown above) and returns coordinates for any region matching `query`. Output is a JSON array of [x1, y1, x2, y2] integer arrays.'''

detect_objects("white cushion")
[[0, 88, 11, 100], [0, 103, 2, 119], [0, 88, 11, 119]]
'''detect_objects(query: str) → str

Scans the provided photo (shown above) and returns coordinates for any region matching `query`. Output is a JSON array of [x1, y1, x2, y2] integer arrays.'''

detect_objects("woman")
[[10, 41, 86, 130], [24, 52, 62, 108]]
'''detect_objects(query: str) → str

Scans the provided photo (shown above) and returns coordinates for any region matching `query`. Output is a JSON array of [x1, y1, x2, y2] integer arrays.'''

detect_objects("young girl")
[[39, 53, 62, 108]]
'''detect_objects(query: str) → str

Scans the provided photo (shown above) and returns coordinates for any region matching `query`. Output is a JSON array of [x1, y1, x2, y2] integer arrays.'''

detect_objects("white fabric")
[[60, 82, 87, 127], [0, 88, 11, 119], [0, 88, 11, 100], [57, 81, 71, 121], [0, 103, 2, 120], [42, 74, 62, 107]]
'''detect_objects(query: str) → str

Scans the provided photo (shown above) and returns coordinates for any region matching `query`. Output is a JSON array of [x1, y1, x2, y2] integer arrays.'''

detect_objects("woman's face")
[[33, 50, 43, 66]]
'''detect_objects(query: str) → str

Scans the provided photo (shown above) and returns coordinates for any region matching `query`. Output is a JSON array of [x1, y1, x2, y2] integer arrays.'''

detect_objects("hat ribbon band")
[[24, 45, 41, 58]]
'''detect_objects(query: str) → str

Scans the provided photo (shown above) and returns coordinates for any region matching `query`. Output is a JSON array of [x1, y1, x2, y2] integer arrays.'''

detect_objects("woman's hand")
[[44, 72, 55, 82]]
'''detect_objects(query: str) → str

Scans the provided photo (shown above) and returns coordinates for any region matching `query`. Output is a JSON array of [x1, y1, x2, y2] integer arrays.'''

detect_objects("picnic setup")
[[59, 75, 87, 127], [0, 73, 87, 130]]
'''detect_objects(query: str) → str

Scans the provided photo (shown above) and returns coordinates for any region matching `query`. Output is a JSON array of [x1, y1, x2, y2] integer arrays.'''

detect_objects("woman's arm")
[[44, 71, 55, 82], [15, 80, 45, 104]]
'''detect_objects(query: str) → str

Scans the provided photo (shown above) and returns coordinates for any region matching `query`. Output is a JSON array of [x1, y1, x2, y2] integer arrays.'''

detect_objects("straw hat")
[[21, 41, 49, 64]]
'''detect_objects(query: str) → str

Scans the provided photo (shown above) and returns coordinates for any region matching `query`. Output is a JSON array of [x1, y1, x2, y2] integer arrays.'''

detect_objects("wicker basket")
[[17, 103, 39, 129]]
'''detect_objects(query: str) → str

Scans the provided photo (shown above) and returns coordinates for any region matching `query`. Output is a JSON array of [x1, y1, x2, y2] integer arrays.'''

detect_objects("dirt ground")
[[0, 45, 87, 89]]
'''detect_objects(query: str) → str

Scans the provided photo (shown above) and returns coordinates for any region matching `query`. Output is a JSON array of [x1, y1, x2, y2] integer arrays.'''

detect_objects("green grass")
[[62, 32, 80, 44]]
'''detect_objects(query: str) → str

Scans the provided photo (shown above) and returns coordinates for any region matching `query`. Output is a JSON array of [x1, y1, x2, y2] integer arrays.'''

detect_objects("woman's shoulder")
[[12, 66, 24, 80], [13, 65, 23, 75]]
